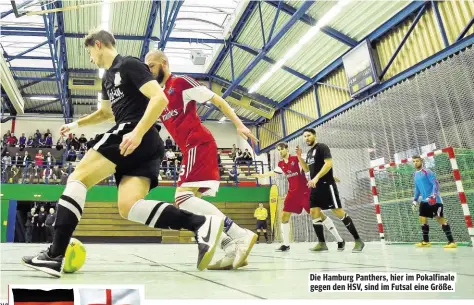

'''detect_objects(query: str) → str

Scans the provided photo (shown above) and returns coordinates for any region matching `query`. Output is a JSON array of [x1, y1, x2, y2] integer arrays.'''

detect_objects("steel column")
[[432, 1, 449, 48], [284, 107, 316, 121], [379, 3, 427, 80], [280, 110, 287, 137], [258, 1, 266, 46], [456, 15, 474, 42], [140, 0, 160, 60], [5, 41, 48, 62]]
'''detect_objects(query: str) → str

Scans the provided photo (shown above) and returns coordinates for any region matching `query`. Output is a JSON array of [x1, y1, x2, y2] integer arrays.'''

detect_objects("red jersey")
[[161, 75, 215, 149], [275, 155, 308, 192]]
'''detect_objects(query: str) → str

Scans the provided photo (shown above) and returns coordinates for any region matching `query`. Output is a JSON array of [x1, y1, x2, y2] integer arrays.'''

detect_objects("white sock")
[[281, 222, 290, 246], [175, 191, 247, 239], [322, 216, 343, 242]]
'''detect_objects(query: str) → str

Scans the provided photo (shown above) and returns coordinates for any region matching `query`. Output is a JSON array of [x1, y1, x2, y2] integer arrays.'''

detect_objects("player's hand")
[[237, 126, 258, 144], [296, 145, 302, 157], [59, 121, 78, 136], [412, 201, 418, 212], [334, 177, 341, 183], [307, 177, 319, 188], [120, 131, 143, 156]]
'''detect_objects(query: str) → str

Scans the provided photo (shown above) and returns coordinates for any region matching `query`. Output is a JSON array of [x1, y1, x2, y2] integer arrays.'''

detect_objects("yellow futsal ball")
[[63, 238, 87, 273]]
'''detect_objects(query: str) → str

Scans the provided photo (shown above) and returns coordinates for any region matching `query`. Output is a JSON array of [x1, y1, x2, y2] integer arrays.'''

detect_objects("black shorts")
[[256, 220, 267, 230], [310, 181, 342, 210], [419, 201, 444, 218], [91, 122, 164, 189]]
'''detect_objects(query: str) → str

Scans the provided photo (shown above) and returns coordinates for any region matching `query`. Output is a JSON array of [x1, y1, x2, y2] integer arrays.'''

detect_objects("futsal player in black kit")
[[22, 29, 224, 277], [297, 128, 364, 252]]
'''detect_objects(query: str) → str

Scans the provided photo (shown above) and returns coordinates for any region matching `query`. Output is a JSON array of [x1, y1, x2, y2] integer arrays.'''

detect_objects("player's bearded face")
[[155, 65, 165, 84], [303, 132, 315, 146]]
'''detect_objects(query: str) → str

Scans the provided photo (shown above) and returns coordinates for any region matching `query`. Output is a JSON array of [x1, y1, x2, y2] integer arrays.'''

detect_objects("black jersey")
[[101, 55, 154, 124], [305, 142, 335, 184]]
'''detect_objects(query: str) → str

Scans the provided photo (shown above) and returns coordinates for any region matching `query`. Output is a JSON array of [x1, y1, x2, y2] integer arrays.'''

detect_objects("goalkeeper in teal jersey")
[[412, 155, 456, 248]]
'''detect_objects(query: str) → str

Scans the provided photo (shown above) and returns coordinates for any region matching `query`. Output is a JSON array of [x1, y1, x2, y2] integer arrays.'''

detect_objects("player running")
[[21, 29, 224, 277], [145, 50, 258, 270], [252, 142, 344, 251]]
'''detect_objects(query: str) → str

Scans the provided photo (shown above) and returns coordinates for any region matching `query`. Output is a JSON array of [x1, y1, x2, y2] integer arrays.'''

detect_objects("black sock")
[[422, 224, 429, 242], [257, 232, 261, 241], [312, 219, 325, 242], [152, 204, 205, 232], [264, 232, 268, 241], [50, 196, 82, 257], [442, 224, 454, 243], [341, 214, 360, 240]]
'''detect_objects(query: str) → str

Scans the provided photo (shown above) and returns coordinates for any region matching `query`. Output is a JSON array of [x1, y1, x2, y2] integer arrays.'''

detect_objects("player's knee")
[[310, 208, 322, 218], [118, 197, 144, 219], [331, 208, 345, 219]]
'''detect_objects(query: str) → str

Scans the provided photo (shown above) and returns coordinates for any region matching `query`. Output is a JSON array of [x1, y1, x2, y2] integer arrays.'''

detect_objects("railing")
[[1, 158, 267, 187]]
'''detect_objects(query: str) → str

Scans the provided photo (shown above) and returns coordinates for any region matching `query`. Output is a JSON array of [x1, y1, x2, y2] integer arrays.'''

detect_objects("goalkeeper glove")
[[412, 201, 418, 212]]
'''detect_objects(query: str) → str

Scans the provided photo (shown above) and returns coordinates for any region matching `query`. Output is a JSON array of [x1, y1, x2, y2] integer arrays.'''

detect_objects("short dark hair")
[[412, 155, 423, 160], [276, 142, 288, 149], [84, 29, 116, 48], [303, 128, 316, 135]]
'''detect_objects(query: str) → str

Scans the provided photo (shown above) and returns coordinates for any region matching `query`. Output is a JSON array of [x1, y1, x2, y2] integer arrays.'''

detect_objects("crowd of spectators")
[[24, 202, 57, 243]]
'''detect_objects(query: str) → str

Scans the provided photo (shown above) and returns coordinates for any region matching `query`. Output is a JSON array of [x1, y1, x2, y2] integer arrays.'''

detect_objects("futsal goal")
[[370, 147, 474, 246]]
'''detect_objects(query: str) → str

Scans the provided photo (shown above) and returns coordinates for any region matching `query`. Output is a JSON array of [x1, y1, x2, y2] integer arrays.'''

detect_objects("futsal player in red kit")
[[253, 142, 345, 251], [145, 50, 258, 270]]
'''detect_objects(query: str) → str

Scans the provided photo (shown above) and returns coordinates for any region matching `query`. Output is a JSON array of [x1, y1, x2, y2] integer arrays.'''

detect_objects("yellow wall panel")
[[439, 0, 474, 44], [317, 67, 351, 116], [286, 88, 318, 134], [259, 111, 284, 148], [375, 6, 445, 81]]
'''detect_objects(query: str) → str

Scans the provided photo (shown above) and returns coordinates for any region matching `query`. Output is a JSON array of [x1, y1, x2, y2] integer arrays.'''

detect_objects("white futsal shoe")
[[208, 238, 248, 270], [232, 229, 258, 269], [195, 215, 224, 271]]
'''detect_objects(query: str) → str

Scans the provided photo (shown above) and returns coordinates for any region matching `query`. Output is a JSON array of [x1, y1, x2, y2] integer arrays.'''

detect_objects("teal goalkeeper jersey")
[[413, 168, 442, 204]]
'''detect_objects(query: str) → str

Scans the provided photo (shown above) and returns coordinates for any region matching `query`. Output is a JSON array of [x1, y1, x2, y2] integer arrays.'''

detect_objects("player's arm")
[[133, 81, 168, 137], [252, 166, 282, 178], [427, 170, 440, 198], [316, 159, 333, 181], [208, 94, 257, 142], [296, 146, 309, 172]]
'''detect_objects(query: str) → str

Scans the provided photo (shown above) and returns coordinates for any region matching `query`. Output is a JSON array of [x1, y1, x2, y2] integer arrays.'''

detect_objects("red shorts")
[[177, 141, 220, 196], [283, 189, 310, 214]]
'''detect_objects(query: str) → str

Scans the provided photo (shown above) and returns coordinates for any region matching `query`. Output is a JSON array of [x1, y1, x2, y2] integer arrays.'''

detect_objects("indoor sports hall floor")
[[2, 242, 474, 299]]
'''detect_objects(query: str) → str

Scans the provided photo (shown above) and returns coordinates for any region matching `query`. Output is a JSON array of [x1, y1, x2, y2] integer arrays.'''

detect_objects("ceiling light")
[[29, 96, 57, 101], [248, 0, 352, 93]]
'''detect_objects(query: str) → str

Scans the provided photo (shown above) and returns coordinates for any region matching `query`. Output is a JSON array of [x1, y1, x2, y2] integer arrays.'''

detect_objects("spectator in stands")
[[45, 133, 53, 148], [34, 129, 42, 141], [79, 143, 87, 159], [35, 150, 44, 167], [217, 150, 224, 176], [45, 151, 55, 167], [7, 133, 18, 146], [229, 144, 237, 160], [12, 152, 21, 166], [23, 151, 32, 167], [44, 129, 51, 139], [67, 147, 77, 161], [38, 135, 47, 147], [19, 133, 26, 146], [31, 206, 39, 242], [52, 165, 61, 184], [26, 136, 34, 147], [45, 207, 56, 243], [234, 148, 243, 163], [165, 136, 175, 151], [10, 165, 20, 183], [242, 148, 253, 164], [26, 164, 33, 184], [3, 130, 11, 144], [60, 165, 69, 185], [2, 152, 12, 168], [71, 134, 80, 150], [165, 148, 176, 169], [30, 165, 41, 184], [25, 207, 35, 243], [78, 134, 88, 146], [56, 137, 64, 150], [43, 166, 52, 184], [37, 206, 47, 243]]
